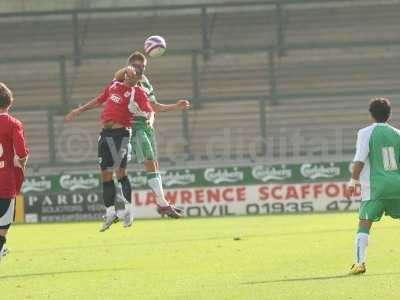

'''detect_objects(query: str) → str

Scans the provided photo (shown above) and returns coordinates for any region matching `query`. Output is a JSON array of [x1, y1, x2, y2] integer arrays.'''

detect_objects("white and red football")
[[144, 35, 167, 58]]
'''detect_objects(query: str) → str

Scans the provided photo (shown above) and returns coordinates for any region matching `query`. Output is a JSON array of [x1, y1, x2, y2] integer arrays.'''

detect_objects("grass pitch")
[[1, 213, 399, 300]]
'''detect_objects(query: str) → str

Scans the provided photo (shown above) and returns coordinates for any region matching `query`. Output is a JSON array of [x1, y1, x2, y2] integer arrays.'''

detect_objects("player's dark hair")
[[0, 82, 13, 109], [127, 51, 147, 66], [369, 97, 391, 123]]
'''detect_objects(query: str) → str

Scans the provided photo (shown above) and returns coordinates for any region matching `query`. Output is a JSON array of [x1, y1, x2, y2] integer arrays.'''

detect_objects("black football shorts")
[[98, 128, 131, 171], [0, 199, 15, 229]]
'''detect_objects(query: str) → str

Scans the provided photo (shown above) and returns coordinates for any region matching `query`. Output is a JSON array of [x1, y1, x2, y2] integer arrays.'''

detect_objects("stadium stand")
[[66, 55, 193, 104], [188, 100, 263, 159], [0, 16, 73, 59], [0, 1, 399, 170], [12, 110, 50, 163], [1, 2, 399, 59], [285, 3, 400, 45], [1, 61, 61, 108]]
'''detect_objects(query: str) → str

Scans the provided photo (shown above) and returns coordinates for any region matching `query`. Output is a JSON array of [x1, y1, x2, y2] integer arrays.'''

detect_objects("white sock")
[[106, 206, 116, 215], [355, 233, 369, 264], [117, 184, 128, 204], [124, 202, 133, 211], [147, 175, 169, 207]]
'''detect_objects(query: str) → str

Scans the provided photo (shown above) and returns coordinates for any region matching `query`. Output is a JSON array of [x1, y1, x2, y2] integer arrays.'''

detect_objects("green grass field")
[[1, 213, 399, 300]]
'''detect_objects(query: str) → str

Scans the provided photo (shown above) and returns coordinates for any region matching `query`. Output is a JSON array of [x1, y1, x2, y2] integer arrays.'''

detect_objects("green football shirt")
[[354, 123, 400, 201], [139, 75, 156, 103]]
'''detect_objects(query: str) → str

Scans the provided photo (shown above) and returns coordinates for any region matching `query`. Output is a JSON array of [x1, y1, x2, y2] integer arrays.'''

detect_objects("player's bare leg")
[[144, 160, 182, 218], [349, 219, 372, 275], [100, 170, 119, 232], [115, 167, 134, 227]]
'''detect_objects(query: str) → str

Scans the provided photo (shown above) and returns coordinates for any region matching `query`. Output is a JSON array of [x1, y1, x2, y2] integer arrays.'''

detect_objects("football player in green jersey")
[[114, 52, 190, 217], [345, 97, 400, 274]]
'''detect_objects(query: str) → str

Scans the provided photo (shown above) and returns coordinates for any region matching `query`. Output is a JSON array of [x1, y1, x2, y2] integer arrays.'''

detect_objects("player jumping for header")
[[113, 51, 190, 217], [66, 52, 187, 231], [66, 68, 138, 231], [345, 97, 400, 275]]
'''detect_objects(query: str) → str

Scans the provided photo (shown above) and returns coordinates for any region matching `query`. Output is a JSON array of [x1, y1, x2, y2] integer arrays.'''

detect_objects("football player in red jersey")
[[65, 53, 183, 231], [0, 83, 29, 263], [66, 65, 139, 231]]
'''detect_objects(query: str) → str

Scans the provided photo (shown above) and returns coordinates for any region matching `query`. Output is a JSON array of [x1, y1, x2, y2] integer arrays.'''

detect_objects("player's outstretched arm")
[[151, 100, 191, 113], [65, 97, 102, 122]]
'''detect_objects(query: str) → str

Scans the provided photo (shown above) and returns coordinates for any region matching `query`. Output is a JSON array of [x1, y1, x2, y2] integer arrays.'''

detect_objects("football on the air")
[[144, 35, 167, 58]]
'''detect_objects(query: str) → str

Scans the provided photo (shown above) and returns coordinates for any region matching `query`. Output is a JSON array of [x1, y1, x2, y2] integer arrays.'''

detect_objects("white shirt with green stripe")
[[139, 75, 157, 103], [354, 123, 400, 202]]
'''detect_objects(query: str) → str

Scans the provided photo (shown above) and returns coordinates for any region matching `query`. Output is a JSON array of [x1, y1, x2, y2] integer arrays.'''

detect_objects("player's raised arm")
[[151, 99, 191, 113]]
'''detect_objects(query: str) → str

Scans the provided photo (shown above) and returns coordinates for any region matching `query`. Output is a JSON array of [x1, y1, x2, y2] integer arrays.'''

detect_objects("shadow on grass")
[[0, 266, 137, 280], [243, 272, 400, 285]]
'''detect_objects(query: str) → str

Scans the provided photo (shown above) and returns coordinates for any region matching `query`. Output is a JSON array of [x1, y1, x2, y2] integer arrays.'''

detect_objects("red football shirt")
[[97, 80, 135, 127], [0, 113, 29, 198]]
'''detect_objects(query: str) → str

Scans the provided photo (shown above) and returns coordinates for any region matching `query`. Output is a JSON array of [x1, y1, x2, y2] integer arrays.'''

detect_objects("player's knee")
[[115, 168, 127, 179], [101, 171, 113, 182], [359, 219, 372, 228], [144, 160, 157, 172]]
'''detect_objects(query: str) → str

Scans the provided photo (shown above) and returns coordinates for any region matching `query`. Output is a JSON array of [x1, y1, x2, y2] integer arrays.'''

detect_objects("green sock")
[[357, 226, 370, 234]]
